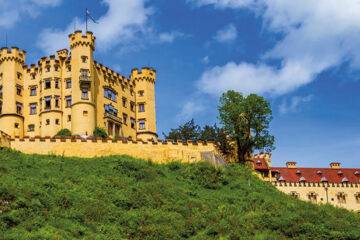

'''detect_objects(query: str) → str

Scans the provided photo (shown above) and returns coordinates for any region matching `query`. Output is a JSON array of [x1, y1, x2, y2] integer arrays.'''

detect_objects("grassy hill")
[[0, 148, 360, 239]]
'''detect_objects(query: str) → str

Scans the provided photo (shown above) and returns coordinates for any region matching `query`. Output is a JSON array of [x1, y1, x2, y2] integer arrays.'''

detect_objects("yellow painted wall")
[[10, 138, 218, 164], [0, 130, 10, 148], [273, 182, 360, 212]]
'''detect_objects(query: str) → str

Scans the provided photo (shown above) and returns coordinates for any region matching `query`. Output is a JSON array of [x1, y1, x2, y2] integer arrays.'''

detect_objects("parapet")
[[69, 30, 96, 51], [57, 49, 69, 59], [131, 67, 156, 83], [0, 47, 26, 64]]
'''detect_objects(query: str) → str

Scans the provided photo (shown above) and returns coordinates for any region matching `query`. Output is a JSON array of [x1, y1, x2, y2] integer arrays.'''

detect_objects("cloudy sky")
[[1, 0, 360, 167]]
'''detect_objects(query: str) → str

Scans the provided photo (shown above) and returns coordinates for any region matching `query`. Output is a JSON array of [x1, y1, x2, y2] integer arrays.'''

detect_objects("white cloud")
[[176, 100, 206, 121], [37, 0, 183, 55], [191, 0, 360, 97], [213, 24, 237, 43], [0, 0, 62, 28], [157, 31, 184, 43], [279, 95, 313, 115], [201, 56, 210, 64]]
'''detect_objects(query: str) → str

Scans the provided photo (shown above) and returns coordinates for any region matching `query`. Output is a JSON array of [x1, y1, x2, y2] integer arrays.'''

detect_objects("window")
[[337, 192, 346, 204], [54, 96, 59, 108], [28, 125, 35, 132], [67, 66, 71, 72], [14, 123, 19, 128], [16, 86, 22, 96], [131, 118, 135, 128], [289, 192, 299, 199], [355, 193, 360, 203], [16, 103, 22, 114], [46, 67, 50, 72], [0, 101, 2, 114], [0, 86, 2, 98], [83, 111, 88, 116], [82, 56, 87, 63], [81, 70, 88, 77], [66, 79, 71, 88], [139, 104, 145, 112], [104, 104, 118, 116], [139, 119, 145, 130], [45, 97, 51, 109], [32, 74, 36, 79], [104, 88, 116, 102], [55, 79, 59, 88], [130, 102, 134, 111], [17, 72, 21, 79], [30, 87, 36, 96], [68, 115, 71, 122], [122, 98, 127, 107], [138, 91, 144, 97], [82, 88, 88, 99], [123, 113, 127, 124], [66, 96, 71, 107], [55, 119, 59, 125], [30, 103, 37, 114], [308, 192, 317, 203], [46, 119, 50, 125], [55, 66, 59, 71], [45, 80, 51, 89]]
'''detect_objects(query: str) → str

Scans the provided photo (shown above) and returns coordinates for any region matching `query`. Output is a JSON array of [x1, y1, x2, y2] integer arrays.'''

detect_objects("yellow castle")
[[0, 31, 157, 140]]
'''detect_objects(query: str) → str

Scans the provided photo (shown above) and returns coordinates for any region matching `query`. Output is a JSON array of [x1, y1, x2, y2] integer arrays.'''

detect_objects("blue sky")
[[1, 0, 360, 168]]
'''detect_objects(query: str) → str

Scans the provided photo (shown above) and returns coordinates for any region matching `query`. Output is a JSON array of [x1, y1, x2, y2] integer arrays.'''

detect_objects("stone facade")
[[0, 31, 157, 140]]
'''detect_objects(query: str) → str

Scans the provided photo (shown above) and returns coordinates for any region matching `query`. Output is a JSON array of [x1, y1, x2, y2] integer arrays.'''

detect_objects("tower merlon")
[[69, 30, 96, 50], [0, 47, 26, 64]]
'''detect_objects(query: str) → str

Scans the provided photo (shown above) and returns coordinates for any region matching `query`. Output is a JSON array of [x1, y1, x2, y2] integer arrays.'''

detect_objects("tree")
[[163, 119, 201, 141], [54, 129, 72, 138], [218, 90, 274, 166], [200, 124, 233, 155], [93, 127, 108, 139]]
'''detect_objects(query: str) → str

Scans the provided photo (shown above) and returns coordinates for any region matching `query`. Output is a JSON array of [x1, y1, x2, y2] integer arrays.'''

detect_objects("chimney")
[[286, 162, 297, 169], [330, 162, 341, 169], [264, 153, 271, 167]]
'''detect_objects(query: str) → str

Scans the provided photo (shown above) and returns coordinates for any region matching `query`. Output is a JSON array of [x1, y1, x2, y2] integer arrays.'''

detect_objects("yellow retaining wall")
[[273, 181, 360, 212], [0, 131, 11, 148], [10, 137, 220, 164]]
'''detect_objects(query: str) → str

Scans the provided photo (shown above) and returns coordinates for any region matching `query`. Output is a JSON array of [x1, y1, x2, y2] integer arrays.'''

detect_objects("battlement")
[[131, 67, 156, 83], [57, 49, 69, 59], [272, 181, 360, 188], [94, 61, 134, 87], [0, 47, 26, 64], [9, 137, 221, 164], [69, 30, 96, 50]]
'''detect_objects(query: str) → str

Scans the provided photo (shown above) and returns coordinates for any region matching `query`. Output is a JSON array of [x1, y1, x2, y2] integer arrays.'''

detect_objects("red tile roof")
[[253, 157, 270, 170], [270, 167, 360, 183]]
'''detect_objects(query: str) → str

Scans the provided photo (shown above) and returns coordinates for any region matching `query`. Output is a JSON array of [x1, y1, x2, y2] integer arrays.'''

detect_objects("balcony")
[[79, 75, 91, 86], [104, 112, 122, 124]]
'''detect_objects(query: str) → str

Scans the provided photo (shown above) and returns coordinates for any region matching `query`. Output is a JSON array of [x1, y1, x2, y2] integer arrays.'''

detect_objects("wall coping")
[[272, 181, 360, 188]]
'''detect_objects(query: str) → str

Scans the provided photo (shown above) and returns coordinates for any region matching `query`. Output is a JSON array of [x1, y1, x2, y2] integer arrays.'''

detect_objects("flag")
[[86, 9, 98, 24]]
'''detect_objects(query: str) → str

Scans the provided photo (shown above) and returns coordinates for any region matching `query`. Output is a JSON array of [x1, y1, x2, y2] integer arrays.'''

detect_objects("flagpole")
[[86, 8, 88, 32]]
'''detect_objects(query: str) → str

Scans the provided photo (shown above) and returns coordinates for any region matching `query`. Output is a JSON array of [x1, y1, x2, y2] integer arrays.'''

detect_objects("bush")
[[54, 129, 72, 138], [93, 127, 108, 139]]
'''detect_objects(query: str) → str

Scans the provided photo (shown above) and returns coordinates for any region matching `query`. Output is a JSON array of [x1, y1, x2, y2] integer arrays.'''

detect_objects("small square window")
[[46, 119, 50, 125], [55, 66, 58, 71], [55, 119, 59, 125], [14, 123, 19, 128], [139, 91, 144, 97], [28, 125, 35, 132], [32, 74, 36, 79], [83, 111, 88, 116]]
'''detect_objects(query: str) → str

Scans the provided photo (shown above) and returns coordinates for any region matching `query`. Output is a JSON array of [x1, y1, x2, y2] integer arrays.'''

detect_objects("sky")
[[1, 0, 360, 168]]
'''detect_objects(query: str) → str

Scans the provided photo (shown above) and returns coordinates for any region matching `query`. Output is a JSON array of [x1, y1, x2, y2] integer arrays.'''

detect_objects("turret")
[[131, 67, 157, 140], [0, 47, 26, 138], [69, 31, 96, 136]]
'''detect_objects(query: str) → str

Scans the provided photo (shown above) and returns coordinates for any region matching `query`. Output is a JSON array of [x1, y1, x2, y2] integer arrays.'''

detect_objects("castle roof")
[[270, 167, 360, 183], [253, 157, 270, 170]]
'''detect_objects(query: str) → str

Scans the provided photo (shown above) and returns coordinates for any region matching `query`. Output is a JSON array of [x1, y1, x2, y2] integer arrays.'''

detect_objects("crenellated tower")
[[0, 47, 26, 138], [69, 31, 96, 136], [131, 67, 157, 140]]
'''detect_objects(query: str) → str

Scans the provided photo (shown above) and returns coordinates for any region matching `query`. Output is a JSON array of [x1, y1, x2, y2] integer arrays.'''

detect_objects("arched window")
[[289, 191, 299, 198], [307, 192, 317, 203], [336, 192, 346, 204]]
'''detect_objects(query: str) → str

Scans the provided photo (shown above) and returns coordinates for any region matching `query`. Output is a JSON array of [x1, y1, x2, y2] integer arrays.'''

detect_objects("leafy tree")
[[54, 129, 72, 138], [200, 124, 233, 155], [218, 90, 274, 165], [163, 119, 201, 141], [93, 127, 108, 139]]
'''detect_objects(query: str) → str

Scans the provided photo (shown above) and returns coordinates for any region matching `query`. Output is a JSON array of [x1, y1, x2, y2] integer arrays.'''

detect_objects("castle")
[[253, 153, 360, 212], [0, 31, 157, 140]]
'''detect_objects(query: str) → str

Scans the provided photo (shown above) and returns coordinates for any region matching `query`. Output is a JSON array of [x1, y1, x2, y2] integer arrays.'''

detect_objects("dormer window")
[[320, 177, 328, 182], [299, 176, 306, 182], [256, 160, 261, 166], [317, 170, 322, 175], [296, 170, 301, 175], [278, 176, 285, 182], [355, 171, 360, 176], [341, 177, 349, 183], [338, 171, 343, 176]]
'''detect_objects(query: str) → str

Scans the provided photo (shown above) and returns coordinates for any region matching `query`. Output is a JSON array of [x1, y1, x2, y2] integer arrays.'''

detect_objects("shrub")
[[54, 129, 72, 138], [93, 127, 108, 139]]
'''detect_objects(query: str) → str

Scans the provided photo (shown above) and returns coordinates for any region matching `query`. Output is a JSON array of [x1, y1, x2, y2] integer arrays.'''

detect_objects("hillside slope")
[[0, 148, 360, 239]]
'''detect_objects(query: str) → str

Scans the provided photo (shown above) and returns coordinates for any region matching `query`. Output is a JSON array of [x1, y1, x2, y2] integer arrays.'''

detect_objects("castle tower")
[[0, 47, 26, 138], [131, 68, 157, 140], [69, 31, 96, 136]]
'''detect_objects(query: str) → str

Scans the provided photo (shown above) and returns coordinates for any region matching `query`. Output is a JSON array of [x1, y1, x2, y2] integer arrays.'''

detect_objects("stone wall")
[[0, 131, 11, 148], [10, 137, 223, 164]]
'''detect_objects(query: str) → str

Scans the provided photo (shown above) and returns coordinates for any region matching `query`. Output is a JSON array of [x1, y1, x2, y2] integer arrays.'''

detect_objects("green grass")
[[0, 148, 360, 239]]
